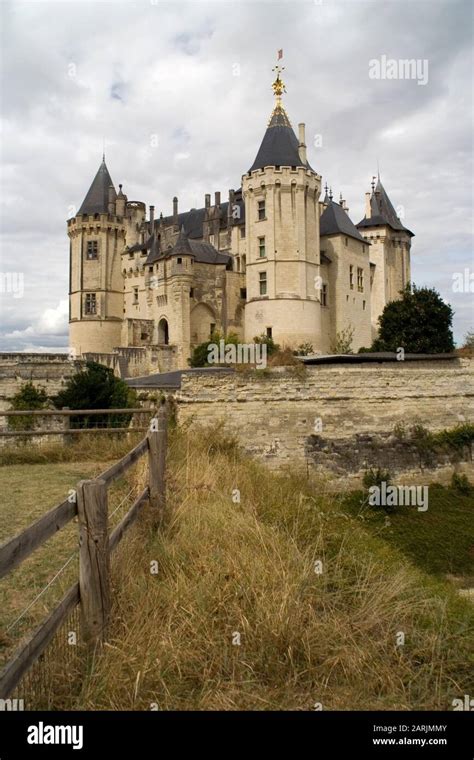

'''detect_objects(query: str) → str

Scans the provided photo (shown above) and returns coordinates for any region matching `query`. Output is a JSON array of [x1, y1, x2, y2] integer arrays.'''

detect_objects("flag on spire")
[[277, 49, 283, 60]]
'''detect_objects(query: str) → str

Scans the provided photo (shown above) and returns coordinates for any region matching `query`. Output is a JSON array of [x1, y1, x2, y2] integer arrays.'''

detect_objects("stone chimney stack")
[[149, 204, 155, 231], [108, 184, 116, 215], [298, 123, 307, 164], [214, 191, 221, 207], [173, 196, 178, 230], [205, 193, 211, 208], [365, 192, 371, 218]]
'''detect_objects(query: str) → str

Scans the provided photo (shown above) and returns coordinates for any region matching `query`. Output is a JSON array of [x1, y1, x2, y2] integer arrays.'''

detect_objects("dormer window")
[[86, 240, 98, 260]]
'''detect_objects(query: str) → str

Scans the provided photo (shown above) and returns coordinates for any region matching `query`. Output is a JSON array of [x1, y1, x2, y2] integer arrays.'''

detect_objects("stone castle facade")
[[68, 68, 413, 372]]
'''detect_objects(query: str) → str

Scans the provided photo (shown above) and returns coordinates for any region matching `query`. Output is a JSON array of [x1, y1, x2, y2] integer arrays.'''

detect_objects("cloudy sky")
[[0, 0, 472, 351]]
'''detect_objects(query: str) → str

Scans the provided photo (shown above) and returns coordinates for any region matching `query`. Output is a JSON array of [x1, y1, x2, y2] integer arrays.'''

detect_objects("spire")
[[357, 174, 414, 236], [247, 64, 313, 173], [78, 156, 115, 216], [170, 225, 194, 257], [323, 182, 330, 204]]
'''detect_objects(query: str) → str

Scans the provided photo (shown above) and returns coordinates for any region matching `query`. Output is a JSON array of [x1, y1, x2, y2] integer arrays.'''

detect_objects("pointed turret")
[[169, 225, 195, 258], [78, 156, 115, 215], [248, 66, 313, 172], [320, 199, 366, 243], [357, 176, 413, 236]]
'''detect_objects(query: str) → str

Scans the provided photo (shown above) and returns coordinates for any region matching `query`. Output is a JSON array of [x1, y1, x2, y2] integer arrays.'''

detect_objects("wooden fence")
[[0, 402, 169, 700], [0, 407, 153, 437]]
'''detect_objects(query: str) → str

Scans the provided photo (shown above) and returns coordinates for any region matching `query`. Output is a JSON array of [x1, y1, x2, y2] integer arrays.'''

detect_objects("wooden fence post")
[[147, 404, 168, 526], [76, 478, 111, 648]]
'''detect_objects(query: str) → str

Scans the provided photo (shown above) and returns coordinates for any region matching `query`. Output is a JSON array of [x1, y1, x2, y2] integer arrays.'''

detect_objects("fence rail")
[[0, 407, 156, 437], [0, 402, 169, 701]]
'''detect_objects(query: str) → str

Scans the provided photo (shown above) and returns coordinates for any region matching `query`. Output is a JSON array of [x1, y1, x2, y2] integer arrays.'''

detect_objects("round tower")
[[242, 66, 322, 349], [68, 157, 126, 356]]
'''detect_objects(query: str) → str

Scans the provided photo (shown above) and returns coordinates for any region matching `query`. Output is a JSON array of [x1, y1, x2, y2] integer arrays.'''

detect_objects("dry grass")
[[52, 423, 474, 712]]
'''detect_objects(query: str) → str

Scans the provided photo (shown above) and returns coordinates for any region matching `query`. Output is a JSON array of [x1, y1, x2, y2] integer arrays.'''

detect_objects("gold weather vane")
[[271, 63, 286, 105]]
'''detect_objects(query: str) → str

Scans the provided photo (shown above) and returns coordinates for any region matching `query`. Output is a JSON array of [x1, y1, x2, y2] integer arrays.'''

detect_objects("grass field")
[[2, 426, 473, 710], [0, 445, 145, 665], [344, 485, 474, 584]]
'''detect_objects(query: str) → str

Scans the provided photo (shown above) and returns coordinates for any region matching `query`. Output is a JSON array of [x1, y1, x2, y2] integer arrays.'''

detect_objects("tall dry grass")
[[51, 422, 474, 711]]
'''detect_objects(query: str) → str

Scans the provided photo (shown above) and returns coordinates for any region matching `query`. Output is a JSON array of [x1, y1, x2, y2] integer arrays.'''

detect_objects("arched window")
[[158, 318, 169, 345]]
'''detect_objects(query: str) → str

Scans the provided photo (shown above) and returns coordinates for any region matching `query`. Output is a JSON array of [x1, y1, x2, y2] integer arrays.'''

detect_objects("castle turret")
[[67, 156, 125, 356], [356, 176, 414, 338], [242, 65, 322, 348]]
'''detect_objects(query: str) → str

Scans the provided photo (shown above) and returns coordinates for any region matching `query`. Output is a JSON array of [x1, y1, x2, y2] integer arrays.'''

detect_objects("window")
[[258, 200, 266, 221], [190, 287, 195, 298], [363, 300, 366, 310], [266, 327, 272, 338], [240, 227, 245, 238], [85, 293, 96, 315], [210, 323, 216, 338], [349, 265, 354, 290], [259, 271, 267, 296], [86, 240, 98, 260], [258, 237, 266, 258], [357, 267, 364, 292], [345, 237, 348, 247], [240, 287, 247, 299], [148, 266, 153, 273], [321, 283, 328, 306], [177, 257, 182, 265], [133, 287, 139, 304]]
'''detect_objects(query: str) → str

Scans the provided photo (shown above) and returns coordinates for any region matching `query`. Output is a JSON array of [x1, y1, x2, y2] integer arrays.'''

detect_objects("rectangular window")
[[258, 237, 266, 258], [363, 300, 366, 310], [190, 287, 195, 298], [258, 200, 266, 221], [85, 293, 96, 315], [259, 271, 267, 296], [349, 265, 354, 290], [210, 323, 216, 338], [133, 286, 139, 304], [345, 237, 348, 246], [266, 327, 272, 338], [321, 283, 328, 306], [240, 287, 247, 299], [86, 240, 98, 260], [357, 267, 364, 292], [177, 257, 182, 265], [240, 227, 245, 238]]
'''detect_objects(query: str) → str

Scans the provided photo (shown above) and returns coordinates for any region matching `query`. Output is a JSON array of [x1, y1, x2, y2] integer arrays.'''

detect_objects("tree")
[[372, 285, 454, 354], [8, 382, 48, 431], [331, 325, 354, 354], [54, 362, 137, 428], [188, 332, 240, 368], [462, 330, 474, 350]]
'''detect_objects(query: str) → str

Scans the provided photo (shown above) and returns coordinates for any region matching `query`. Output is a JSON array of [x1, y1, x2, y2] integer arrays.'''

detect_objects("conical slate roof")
[[78, 157, 115, 215], [320, 201, 366, 243], [170, 226, 195, 257], [357, 178, 413, 236], [248, 104, 313, 172]]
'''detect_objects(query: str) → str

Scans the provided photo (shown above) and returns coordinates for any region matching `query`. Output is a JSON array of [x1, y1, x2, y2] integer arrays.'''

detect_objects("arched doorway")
[[158, 318, 169, 345]]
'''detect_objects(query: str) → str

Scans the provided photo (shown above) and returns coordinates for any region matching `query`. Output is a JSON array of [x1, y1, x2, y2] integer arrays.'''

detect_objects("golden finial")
[[271, 64, 286, 105]]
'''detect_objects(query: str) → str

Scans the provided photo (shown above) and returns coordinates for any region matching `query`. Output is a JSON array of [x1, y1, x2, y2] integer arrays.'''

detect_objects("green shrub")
[[363, 467, 392, 491], [8, 382, 48, 431], [450, 472, 472, 495]]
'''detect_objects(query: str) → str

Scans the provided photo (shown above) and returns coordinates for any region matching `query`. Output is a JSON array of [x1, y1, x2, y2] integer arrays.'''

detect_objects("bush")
[[253, 334, 280, 356], [54, 362, 137, 428], [293, 342, 314, 356], [451, 472, 472, 495], [8, 382, 48, 431], [331, 325, 354, 354], [363, 467, 392, 491]]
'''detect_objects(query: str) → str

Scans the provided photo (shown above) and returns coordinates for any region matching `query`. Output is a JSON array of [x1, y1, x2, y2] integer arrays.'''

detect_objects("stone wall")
[[0, 354, 83, 411], [176, 358, 473, 482]]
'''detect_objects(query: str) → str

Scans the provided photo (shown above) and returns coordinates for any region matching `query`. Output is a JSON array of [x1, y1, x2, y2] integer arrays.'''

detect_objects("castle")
[[68, 66, 413, 372]]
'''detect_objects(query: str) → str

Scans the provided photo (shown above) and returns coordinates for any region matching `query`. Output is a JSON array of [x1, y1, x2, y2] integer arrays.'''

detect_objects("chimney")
[[298, 123, 307, 164], [228, 189, 235, 219], [205, 193, 211, 208], [365, 192, 371, 218], [108, 184, 116, 215], [214, 191, 221, 207], [173, 196, 178, 230], [149, 204, 155, 230]]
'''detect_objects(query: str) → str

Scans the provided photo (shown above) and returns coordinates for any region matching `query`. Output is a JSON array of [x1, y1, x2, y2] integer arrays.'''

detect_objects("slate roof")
[[78, 158, 115, 216], [356, 178, 414, 236], [248, 104, 314, 173], [159, 193, 245, 239], [319, 201, 367, 243]]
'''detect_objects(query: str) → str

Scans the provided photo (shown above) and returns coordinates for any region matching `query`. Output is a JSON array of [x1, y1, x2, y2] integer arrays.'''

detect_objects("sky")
[[0, 0, 472, 351]]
